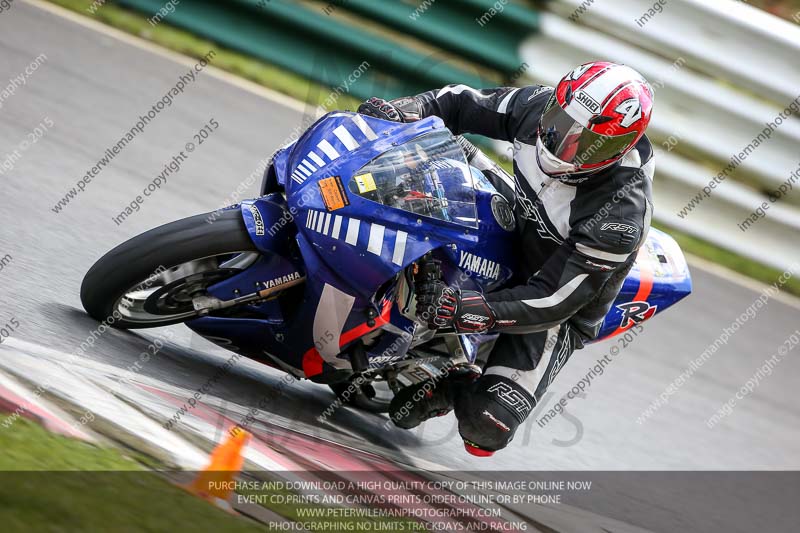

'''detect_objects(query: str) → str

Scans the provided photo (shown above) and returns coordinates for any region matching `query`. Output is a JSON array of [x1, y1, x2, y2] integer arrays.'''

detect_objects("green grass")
[[45, 0, 800, 298], [0, 417, 263, 532], [0, 417, 420, 532]]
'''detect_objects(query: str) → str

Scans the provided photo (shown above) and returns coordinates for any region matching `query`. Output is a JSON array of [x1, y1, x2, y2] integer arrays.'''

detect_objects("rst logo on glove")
[[461, 313, 491, 323], [600, 222, 638, 234]]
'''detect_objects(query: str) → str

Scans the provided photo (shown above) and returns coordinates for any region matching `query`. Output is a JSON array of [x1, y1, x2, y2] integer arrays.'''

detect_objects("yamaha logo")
[[458, 251, 501, 280], [263, 271, 301, 289]]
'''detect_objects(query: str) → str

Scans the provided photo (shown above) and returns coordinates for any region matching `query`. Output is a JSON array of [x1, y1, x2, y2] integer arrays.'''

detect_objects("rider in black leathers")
[[358, 62, 655, 456]]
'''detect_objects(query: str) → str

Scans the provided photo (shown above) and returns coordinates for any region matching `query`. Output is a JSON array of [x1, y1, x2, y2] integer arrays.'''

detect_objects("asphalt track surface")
[[1, 2, 800, 531]]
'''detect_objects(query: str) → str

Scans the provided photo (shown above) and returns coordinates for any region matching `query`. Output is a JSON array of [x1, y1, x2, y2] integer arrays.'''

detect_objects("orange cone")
[[186, 429, 250, 509]]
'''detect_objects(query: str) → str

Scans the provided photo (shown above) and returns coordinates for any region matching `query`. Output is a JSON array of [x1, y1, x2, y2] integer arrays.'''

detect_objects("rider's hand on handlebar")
[[415, 279, 497, 334], [416, 280, 458, 329], [357, 97, 421, 123]]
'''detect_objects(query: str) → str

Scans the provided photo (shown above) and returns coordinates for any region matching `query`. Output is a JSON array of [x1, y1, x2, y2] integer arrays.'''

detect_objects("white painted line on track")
[[1, 336, 450, 472], [0, 369, 95, 441], [1, 338, 303, 471], [0, 337, 210, 469]]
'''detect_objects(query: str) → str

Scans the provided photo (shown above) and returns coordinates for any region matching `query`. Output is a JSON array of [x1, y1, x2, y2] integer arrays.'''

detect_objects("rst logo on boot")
[[487, 382, 532, 417]]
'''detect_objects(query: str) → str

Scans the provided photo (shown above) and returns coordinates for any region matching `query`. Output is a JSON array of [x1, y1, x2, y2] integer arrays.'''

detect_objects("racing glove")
[[357, 96, 421, 123], [416, 280, 497, 333]]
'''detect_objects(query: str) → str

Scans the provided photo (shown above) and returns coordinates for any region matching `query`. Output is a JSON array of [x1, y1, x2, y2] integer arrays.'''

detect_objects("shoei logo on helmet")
[[574, 91, 600, 114]]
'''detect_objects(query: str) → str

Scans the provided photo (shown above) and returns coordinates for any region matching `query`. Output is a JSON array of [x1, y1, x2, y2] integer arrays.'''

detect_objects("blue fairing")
[[187, 112, 690, 377], [594, 227, 691, 340]]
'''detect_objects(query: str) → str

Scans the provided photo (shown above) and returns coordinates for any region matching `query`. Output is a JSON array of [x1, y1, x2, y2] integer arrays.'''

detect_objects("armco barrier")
[[522, 13, 800, 202], [524, 6, 800, 272], [551, 0, 800, 106], [332, 0, 537, 74], [116, 0, 491, 100]]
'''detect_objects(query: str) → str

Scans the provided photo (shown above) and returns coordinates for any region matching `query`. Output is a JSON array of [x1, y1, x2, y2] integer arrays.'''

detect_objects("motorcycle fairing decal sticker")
[[391, 230, 408, 266], [617, 301, 657, 329], [262, 271, 302, 290], [249, 204, 265, 236], [292, 115, 374, 185], [367, 223, 385, 256], [313, 283, 356, 365], [304, 209, 409, 266], [308, 151, 326, 168], [350, 114, 378, 141], [306, 210, 337, 237], [333, 125, 360, 151], [601, 248, 655, 339], [319, 176, 350, 211], [318, 139, 340, 161], [458, 250, 500, 280], [293, 152, 328, 184], [353, 173, 377, 193]]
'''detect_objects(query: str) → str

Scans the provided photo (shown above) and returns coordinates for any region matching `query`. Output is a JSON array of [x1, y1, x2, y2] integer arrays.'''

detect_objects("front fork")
[[360, 256, 482, 393]]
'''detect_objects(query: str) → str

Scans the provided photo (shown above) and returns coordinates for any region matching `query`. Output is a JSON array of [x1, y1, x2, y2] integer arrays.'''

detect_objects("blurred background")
[[2, 2, 799, 530], [50, 0, 800, 294]]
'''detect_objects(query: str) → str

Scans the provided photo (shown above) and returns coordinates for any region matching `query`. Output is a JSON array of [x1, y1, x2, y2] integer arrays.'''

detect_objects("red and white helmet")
[[537, 61, 653, 181]]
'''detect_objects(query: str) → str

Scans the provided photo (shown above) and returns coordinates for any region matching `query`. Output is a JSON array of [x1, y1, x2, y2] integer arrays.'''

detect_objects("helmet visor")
[[539, 94, 637, 166]]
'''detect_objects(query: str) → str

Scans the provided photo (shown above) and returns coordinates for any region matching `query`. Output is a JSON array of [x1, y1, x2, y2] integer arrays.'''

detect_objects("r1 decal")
[[617, 301, 657, 328]]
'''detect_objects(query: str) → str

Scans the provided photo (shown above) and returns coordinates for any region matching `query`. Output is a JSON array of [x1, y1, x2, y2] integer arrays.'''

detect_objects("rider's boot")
[[388, 364, 481, 430]]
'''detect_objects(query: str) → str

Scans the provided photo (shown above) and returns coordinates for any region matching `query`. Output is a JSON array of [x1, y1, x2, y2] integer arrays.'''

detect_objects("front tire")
[[81, 209, 258, 329]]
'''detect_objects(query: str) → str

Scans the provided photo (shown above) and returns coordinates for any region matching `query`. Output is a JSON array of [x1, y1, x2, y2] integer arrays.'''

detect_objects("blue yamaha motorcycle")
[[81, 112, 691, 411]]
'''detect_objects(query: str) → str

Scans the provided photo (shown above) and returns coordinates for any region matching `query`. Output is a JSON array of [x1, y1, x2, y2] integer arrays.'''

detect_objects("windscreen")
[[348, 131, 478, 227]]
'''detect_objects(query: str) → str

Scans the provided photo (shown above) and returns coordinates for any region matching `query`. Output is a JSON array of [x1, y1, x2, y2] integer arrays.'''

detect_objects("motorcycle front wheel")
[[80, 209, 258, 329]]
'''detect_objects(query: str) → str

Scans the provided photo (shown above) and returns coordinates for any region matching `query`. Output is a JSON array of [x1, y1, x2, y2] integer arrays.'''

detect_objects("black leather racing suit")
[[409, 84, 655, 451]]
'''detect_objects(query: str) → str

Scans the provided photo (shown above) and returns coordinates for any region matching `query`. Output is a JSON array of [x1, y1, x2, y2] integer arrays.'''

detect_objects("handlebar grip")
[[416, 259, 442, 281], [456, 135, 480, 164], [414, 257, 442, 285]]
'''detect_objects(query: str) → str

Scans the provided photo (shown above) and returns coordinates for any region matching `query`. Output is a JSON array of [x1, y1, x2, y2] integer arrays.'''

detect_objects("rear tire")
[[81, 209, 257, 329]]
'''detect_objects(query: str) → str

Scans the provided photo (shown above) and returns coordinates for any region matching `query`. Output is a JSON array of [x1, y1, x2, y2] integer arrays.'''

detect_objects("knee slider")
[[455, 375, 534, 452]]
